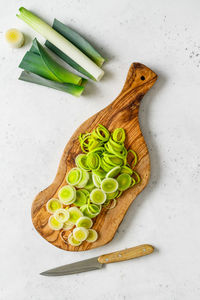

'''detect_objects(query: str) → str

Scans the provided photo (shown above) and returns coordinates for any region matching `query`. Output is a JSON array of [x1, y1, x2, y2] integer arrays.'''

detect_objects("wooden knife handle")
[[98, 244, 154, 264]]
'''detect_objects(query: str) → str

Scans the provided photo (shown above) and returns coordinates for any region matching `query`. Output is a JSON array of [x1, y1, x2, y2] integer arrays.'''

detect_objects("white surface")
[[0, 1, 200, 299]]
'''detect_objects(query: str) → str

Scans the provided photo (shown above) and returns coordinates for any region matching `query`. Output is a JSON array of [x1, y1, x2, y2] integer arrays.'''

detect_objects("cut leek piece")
[[17, 7, 104, 81], [75, 170, 89, 188], [46, 198, 62, 213], [76, 216, 93, 229], [86, 229, 98, 243], [92, 168, 107, 179], [101, 178, 118, 193], [106, 166, 121, 178], [58, 185, 76, 204], [19, 39, 83, 85], [80, 204, 101, 218], [5, 28, 24, 48], [106, 190, 119, 200], [86, 152, 100, 170], [90, 188, 106, 204], [48, 215, 63, 230], [121, 165, 133, 175], [54, 208, 69, 223], [68, 232, 82, 246], [19, 71, 85, 97], [68, 207, 83, 224], [84, 172, 95, 191], [52, 19, 105, 67], [73, 190, 87, 207], [63, 220, 74, 230], [75, 154, 90, 171], [66, 168, 82, 186], [73, 227, 88, 241], [117, 173, 132, 191], [92, 173, 101, 188], [112, 128, 125, 144]]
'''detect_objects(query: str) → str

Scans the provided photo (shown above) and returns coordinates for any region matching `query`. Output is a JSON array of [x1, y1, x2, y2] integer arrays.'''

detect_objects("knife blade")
[[40, 244, 154, 276]]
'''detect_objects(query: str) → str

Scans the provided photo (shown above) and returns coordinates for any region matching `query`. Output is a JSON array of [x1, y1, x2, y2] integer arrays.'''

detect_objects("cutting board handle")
[[111, 63, 157, 110], [98, 244, 154, 264]]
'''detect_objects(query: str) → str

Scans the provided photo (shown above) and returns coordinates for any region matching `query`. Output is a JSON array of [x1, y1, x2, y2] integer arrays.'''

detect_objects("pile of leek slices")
[[47, 124, 140, 246]]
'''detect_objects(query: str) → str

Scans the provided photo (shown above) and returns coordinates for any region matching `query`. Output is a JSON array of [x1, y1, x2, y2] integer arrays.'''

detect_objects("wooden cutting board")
[[32, 63, 157, 251]]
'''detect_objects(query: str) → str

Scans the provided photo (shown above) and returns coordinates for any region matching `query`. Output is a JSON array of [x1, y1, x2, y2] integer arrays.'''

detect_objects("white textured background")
[[0, 0, 200, 299]]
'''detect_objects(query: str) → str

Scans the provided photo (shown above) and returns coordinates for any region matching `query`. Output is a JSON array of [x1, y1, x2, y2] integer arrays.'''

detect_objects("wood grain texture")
[[32, 63, 157, 251], [98, 244, 154, 264]]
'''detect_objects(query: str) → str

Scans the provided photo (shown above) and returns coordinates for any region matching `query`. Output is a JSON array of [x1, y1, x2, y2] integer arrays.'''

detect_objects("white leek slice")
[[75, 170, 89, 188], [106, 166, 121, 178], [46, 198, 62, 213], [101, 178, 118, 193], [5, 28, 24, 48], [48, 215, 63, 230], [66, 168, 82, 186], [68, 232, 82, 246], [90, 188, 106, 204], [63, 220, 74, 230], [92, 173, 102, 188], [17, 7, 104, 81], [73, 227, 88, 241], [86, 229, 98, 243], [68, 207, 83, 224], [76, 216, 93, 229], [54, 208, 69, 223], [58, 185, 76, 204]]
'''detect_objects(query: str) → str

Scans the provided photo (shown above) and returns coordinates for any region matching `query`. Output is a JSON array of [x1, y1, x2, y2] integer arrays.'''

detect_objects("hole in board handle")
[[140, 76, 145, 81]]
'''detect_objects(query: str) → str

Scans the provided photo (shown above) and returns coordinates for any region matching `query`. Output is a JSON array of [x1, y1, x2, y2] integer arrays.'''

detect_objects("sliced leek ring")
[[117, 173, 132, 191], [58, 185, 76, 204], [5, 28, 24, 48], [76, 216, 93, 229], [48, 215, 63, 230], [80, 204, 101, 218], [66, 167, 82, 186], [68, 207, 83, 224], [106, 190, 119, 200], [63, 220, 74, 230], [92, 173, 102, 188], [84, 172, 95, 191], [86, 229, 98, 243], [90, 188, 106, 204], [68, 232, 82, 246], [106, 166, 121, 178], [75, 154, 90, 170], [73, 227, 89, 241], [75, 169, 89, 188], [101, 178, 118, 193], [121, 165, 133, 175], [46, 198, 62, 213], [73, 189, 87, 207], [54, 208, 69, 223]]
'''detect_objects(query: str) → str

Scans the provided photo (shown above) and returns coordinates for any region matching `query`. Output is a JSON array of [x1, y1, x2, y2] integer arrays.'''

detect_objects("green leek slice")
[[106, 166, 121, 178], [58, 185, 76, 204], [46, 198, 62, 213], [92, 173, 102, 188], [76, 216, 93, 229], [68, 207, 83, 224], [54, 208, 69, 223], [86, 152, 100, 170], [121, 165, 133, 175], [90, 188, 106, 204], [68, 232, 82, 246], [112, 128, 125, 144], [19, 71, 85, 97], [66, 168, 82, 186], [48, 215, 63, 230], [75, 170, 89, 188], [63, 220, 74, 230], [80, 204, 101, 218], [73, 227, 89, 241], [73, 190, 87, 207], [101, 178, 118, 193], [106, 190, 119, 200], [75, 154, 90, 171], [117, 173, 132, 191], [84, 173, 95, 191], [86, 229, 98, 243]]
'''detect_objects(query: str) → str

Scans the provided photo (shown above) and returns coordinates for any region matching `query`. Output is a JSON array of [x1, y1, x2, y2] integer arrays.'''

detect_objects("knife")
[[40, 244, 154, 276]]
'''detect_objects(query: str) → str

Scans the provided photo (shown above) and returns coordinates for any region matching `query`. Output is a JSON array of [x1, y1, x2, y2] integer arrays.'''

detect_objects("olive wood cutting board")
[[32, 63, 157, 251]]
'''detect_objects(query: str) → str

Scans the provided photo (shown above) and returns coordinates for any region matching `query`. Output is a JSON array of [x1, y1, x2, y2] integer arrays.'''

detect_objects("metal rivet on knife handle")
[[97, 244, 154, 264]]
